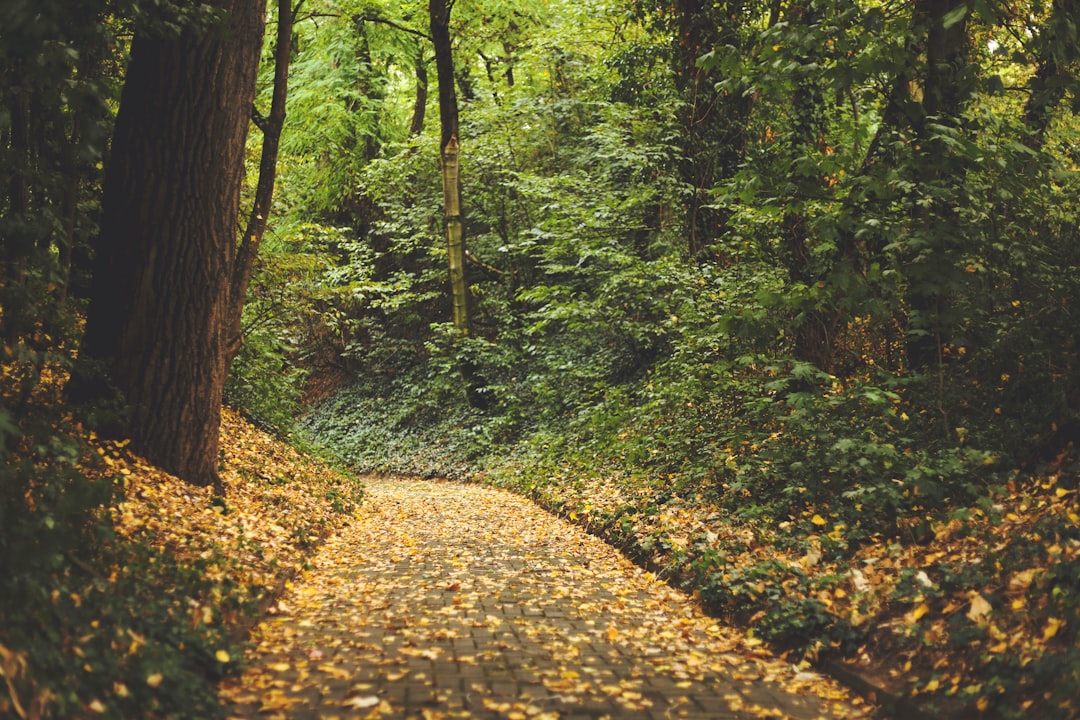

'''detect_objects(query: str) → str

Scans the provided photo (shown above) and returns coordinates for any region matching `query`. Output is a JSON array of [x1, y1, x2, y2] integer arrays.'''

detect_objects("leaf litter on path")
[[220, 477, 873, 719]]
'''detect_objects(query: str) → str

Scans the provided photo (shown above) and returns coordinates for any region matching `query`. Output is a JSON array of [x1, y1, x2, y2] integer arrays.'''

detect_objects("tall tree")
[[430, 0, 470, 333], [75, 0, 267, 490], [647, 0, 760, 258], [778, 0, 836, 371], [226, 0, 296, 368], [905, 0, 972, 371], [1021, 0, 1080, 151], [409, 45, 429, 137]]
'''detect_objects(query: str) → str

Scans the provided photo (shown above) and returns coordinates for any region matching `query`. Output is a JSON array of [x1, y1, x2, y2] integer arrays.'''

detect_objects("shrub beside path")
[[220, 477, 874, 719]]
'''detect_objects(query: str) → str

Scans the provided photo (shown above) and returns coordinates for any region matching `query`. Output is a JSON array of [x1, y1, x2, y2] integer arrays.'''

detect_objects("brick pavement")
[[221, 478, 873, 719]]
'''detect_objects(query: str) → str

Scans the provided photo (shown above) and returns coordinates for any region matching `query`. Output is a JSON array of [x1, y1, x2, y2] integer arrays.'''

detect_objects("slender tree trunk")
[[673, 0, 713, 258], [57, 117, 79, 303], [430, 0, 490, 409], [430, 0, 470, 334], [906, 0, 970, 372], [76, 0, 267, 491], [226, 0, 295, 369], [1022, 0, 1079, 151], [781, 1, 836, 371], [670, 0, 754, 258], [4, 84, 31, 283], [409, 46, 428, 137], [441, 136, 469, 332]]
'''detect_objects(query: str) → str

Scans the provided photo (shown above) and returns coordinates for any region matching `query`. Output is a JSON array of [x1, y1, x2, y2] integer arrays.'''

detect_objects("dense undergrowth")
[[0, 337, 362, 719], [299, 346, 1080, 719]]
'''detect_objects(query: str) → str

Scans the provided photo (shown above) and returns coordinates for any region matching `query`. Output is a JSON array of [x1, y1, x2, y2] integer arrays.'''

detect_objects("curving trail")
[[220, 478, 873, 719]]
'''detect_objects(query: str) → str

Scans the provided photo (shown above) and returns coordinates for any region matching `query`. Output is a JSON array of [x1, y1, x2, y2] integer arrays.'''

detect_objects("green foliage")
[[0, 0, 118, 301], [220, 1, 1080, 714], [298, 369, 488, 480], [224, 229, 325, 432], [0, 340, 250, 718], [225, 325, 306, 433], [291, 0, 1080, 513]]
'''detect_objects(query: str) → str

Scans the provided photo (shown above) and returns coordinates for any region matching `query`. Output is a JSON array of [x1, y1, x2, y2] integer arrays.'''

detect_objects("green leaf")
[[942, 5, 969, 29]]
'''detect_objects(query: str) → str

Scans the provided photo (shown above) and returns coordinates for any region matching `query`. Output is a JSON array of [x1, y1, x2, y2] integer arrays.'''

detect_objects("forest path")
[[219, 478, 872, 719]]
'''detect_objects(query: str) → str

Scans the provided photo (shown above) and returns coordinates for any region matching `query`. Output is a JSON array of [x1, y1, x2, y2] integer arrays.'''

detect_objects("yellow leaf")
[[911, 603, 930, 622], [977, 697, 990, 711], [89, 699, 106, 713], [811, 514, 828, 526], [318, 663, 351, 680], [925, 679, 940, 692], [967, 593, 992, 623], [146, 673, 163, 688], [607, 626, 619, 642], [1042, 618, 1063, 641], [215, 649, 231, 663]]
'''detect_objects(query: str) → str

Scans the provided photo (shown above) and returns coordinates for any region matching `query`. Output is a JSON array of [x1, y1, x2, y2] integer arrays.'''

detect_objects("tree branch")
[[228, 0, 294, 365], [355, 13, 431, 41]]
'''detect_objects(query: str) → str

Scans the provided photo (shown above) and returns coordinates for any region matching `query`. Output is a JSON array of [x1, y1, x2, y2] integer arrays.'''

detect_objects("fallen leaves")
[[94, 406, 363, 629], [220, 478, 870, 719], [2, 379, 363, 717], [966, 593, 992, 624], [493, 461, 1080, 717]]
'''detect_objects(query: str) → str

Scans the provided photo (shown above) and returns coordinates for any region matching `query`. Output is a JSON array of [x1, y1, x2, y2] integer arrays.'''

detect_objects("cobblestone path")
[[220, 478, 874, 719]]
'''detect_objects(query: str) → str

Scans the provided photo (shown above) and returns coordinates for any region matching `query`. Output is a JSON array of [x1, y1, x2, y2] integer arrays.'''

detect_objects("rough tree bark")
[[77, 0, 266, 491]]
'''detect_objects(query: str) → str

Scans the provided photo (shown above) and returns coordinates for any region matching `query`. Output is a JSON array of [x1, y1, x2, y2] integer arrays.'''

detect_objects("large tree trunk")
[[77, 0, 266, 491]]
